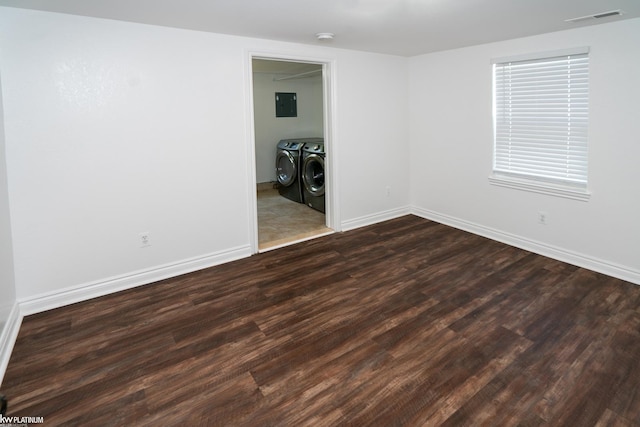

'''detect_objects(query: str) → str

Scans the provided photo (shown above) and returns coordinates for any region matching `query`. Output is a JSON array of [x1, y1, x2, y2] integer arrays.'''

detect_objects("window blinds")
[[493, 51, 589, 187]]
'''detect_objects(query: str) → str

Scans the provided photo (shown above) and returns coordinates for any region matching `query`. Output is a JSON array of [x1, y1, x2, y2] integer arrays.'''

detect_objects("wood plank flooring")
[[2, 215, 640, 426]]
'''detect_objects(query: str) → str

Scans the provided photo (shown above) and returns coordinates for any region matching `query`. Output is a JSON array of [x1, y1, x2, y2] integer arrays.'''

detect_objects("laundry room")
[[252, 59, 331, 250]]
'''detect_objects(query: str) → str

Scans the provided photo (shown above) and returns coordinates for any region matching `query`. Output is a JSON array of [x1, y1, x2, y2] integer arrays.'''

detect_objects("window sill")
[[489, 174, 591, 202]]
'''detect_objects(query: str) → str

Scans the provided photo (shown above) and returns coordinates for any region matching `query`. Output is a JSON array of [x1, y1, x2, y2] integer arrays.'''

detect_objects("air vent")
[[594, 10, 623, 19], [565, 9, 623, 23]]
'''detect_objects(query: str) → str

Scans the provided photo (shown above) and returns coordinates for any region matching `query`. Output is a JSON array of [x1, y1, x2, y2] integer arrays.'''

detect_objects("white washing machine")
[[302, 142, 325, 213]]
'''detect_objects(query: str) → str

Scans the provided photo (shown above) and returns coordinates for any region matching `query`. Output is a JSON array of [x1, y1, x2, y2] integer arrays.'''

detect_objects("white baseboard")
[[341, 206, 411, 232], [3, 209, 638, 385], [19, 245, 252, 316], [0, 303, 22, 387], [412, 206, 640, 286]]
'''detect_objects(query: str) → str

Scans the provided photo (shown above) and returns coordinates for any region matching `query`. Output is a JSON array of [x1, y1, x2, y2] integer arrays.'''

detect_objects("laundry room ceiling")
[[252, 60, 322, 76], [0, 0, 639, 56]]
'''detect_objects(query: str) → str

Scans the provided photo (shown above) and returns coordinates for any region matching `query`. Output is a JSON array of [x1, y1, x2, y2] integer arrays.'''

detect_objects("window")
[[490, 48, 590, 201]]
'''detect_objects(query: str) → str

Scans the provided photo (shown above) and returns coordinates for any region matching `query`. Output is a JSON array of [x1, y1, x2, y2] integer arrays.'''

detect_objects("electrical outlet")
[[386, 186, 391, 197], [139, 232, 151, 248], [538, 211, 548, 225]]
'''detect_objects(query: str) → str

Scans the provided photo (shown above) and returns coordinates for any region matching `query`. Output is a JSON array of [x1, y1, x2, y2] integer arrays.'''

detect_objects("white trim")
[[491, 46, 590, 64], [244, 52, 260, 254], [489, 174, 591, 202], [19, 245, 251, 316], [244, 50, 340, 254], [0, 303, 22, 387], [341, 206, 411, 232], [322, 59, 341, 232], [411, 206, 640, 286]]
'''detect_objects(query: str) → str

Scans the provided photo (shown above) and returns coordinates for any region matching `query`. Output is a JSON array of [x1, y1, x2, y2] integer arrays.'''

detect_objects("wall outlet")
[[139, 232, 151, 248], [386, 186, 391, 197], [538, 211, 548, 225]]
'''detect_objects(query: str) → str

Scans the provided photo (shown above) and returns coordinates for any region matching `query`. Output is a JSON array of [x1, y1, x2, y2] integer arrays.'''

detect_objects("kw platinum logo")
[[0, 416, 45, 425], [0, 397, 44, 426]]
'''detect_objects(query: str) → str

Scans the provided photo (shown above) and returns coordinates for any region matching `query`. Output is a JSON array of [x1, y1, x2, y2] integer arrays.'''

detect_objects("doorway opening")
[[250, 57, 335, 252]]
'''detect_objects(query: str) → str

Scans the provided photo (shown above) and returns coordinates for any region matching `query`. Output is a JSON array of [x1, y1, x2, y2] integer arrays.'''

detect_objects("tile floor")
[[257, 183, 332, 251]]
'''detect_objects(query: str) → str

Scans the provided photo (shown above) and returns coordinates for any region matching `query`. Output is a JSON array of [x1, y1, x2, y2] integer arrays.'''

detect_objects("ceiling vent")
[[565, 9, 623, 23]]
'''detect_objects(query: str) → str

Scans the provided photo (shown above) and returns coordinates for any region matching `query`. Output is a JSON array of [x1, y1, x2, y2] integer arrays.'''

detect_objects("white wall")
[[409, 18, 640, 284], [0, 7, 410, 309], [337, 53, 411, 229], [253, 72, 323, 183], [0, 72, 15, 325], [0, 71, 18, 384]]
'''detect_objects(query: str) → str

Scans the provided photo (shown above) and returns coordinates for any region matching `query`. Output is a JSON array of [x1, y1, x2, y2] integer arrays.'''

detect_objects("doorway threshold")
[[258, 228, 334, 252]]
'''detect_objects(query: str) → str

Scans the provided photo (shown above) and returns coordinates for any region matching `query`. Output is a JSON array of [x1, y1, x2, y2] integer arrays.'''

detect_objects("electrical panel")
[[275, 92, 297, 117]]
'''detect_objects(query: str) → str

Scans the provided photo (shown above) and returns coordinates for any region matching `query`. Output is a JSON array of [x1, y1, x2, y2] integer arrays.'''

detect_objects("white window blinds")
[[493, 50, 589, 188]]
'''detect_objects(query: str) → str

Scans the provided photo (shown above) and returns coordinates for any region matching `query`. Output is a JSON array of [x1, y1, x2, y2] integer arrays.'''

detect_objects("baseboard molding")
[[341, 206, 411, 232], [0, 303, 22, 387], [4, 208, 638, 384], [19, 245, 253, 316], [412, 207, 640, 286]]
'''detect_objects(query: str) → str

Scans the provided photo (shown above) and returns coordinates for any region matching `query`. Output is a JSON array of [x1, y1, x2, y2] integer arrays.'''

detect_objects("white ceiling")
[[0, 0, 638, 56]]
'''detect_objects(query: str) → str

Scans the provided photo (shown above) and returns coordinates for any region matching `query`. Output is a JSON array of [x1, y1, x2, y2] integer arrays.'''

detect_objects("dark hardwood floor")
[[2, 215, 640, 426]]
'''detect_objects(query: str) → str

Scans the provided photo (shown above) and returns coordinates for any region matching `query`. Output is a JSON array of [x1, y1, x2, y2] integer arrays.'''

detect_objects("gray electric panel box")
[[275, 92, 297, 117]]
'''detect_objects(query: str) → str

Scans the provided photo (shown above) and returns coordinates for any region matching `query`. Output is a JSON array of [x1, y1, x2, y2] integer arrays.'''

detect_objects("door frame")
[[244, 51, 340, 254]]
